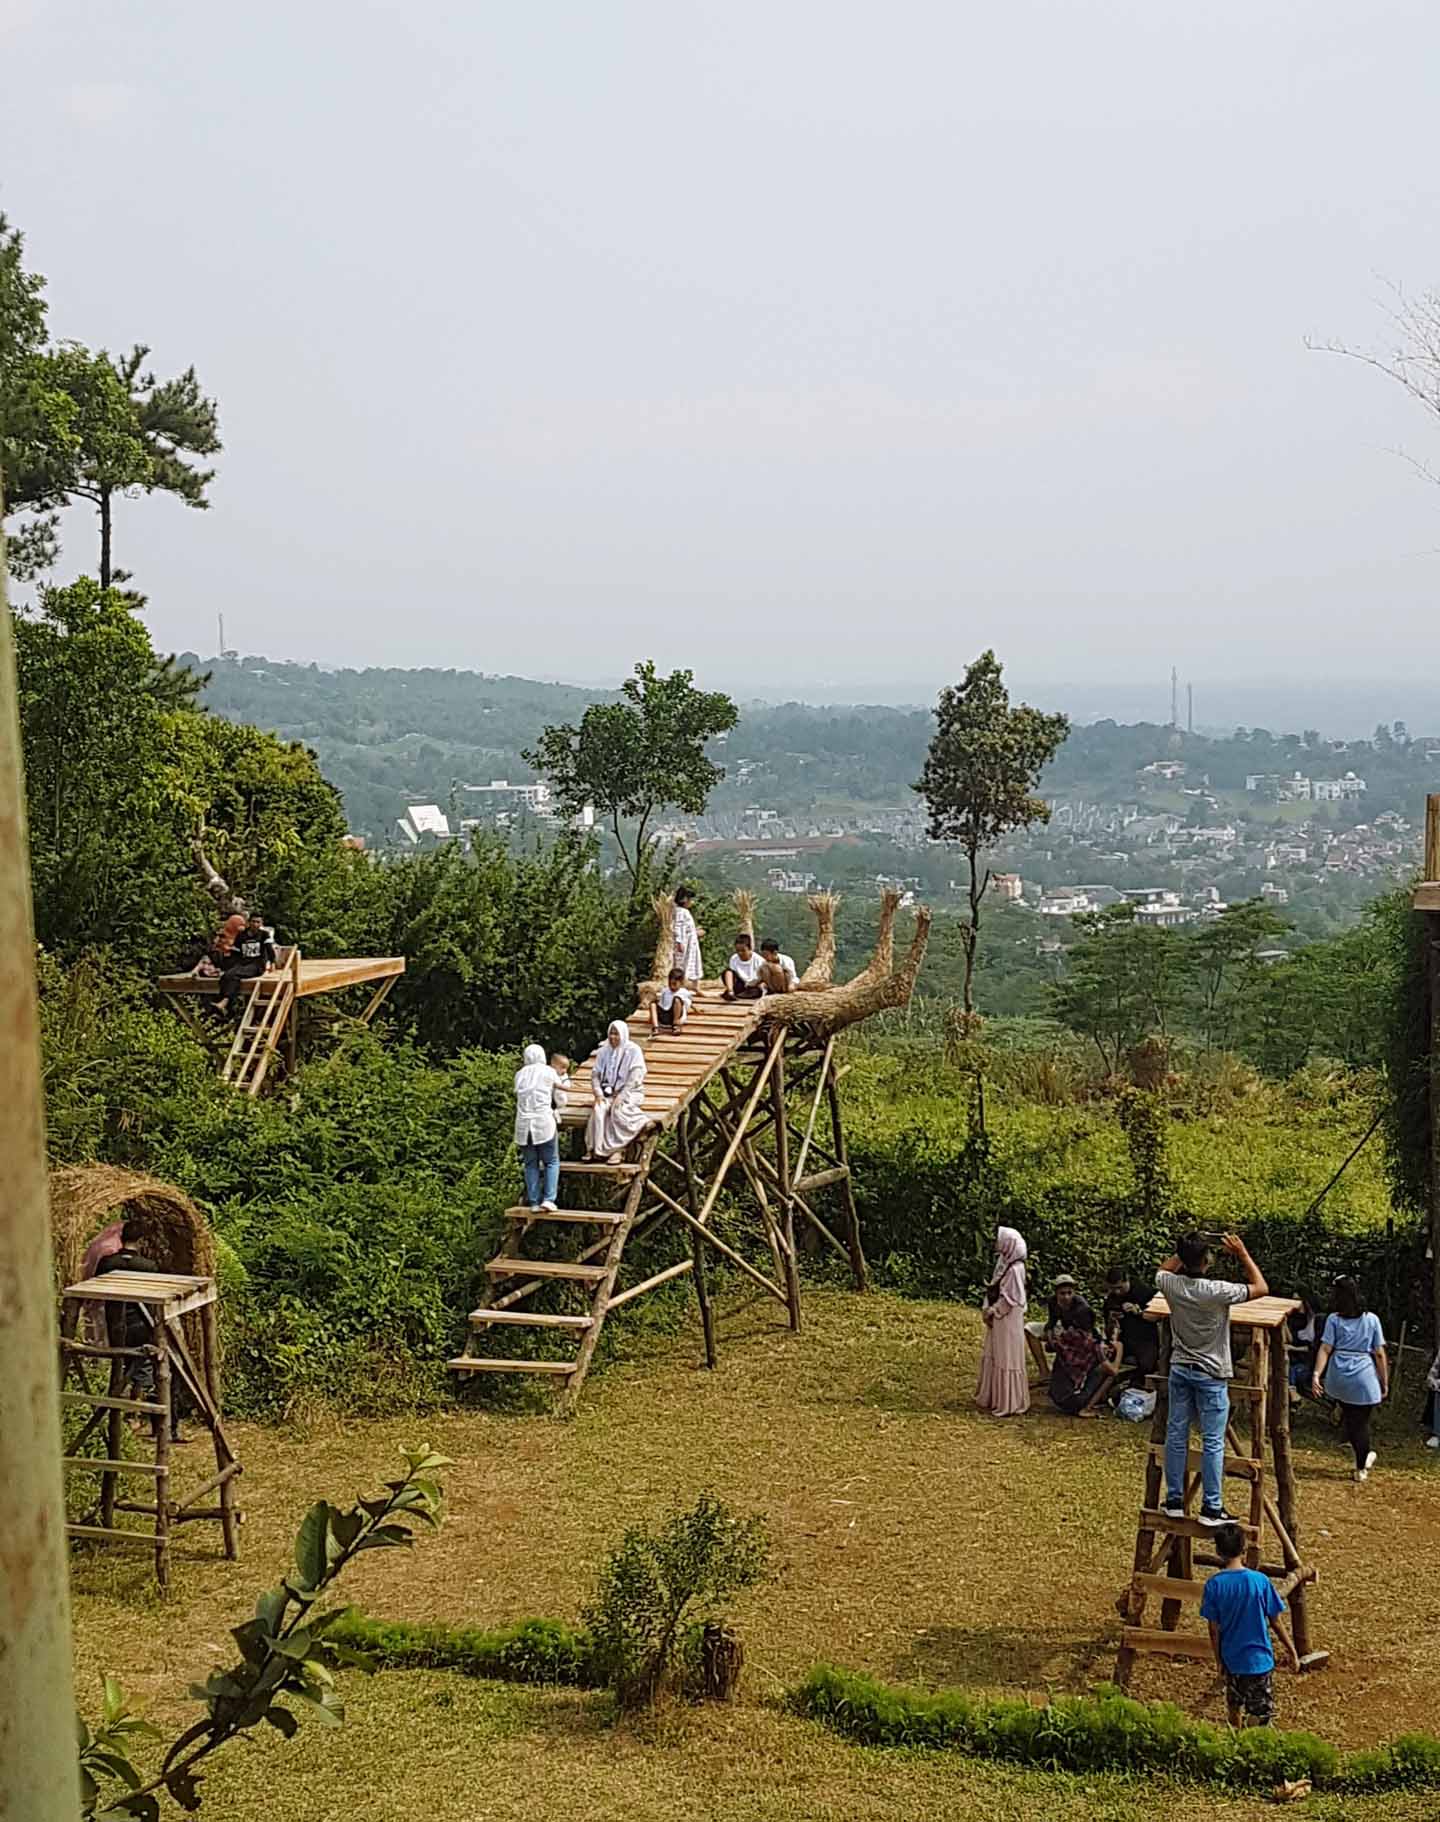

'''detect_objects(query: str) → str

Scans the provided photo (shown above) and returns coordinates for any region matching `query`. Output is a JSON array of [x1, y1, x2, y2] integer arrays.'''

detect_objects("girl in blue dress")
[[1311, 1276, 1388, 1482]]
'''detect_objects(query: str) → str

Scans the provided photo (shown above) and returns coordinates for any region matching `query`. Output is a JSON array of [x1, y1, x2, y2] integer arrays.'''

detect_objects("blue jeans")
[[1165, 1364, 1229, 1512], [520, 1137, 559, 1208]]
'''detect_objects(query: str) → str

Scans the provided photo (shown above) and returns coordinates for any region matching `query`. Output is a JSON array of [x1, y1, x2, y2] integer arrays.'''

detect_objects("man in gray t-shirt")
[[1156, 1232, 1267, 1526]]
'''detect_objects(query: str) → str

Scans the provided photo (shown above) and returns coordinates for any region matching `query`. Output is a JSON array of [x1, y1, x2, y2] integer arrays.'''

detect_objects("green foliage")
[[794, 1664, 1440, 1795], [328, 1611, 599, 1686], [582, 1492, 770, 1707], [80, 1448, 448, 1819], [525, 660, 738, 883], [915, 650, 1069, 1010]]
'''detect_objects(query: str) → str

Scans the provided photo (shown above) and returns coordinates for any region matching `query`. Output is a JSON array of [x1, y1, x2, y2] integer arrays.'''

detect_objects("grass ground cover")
[[70, 1290, 1440, 1819]]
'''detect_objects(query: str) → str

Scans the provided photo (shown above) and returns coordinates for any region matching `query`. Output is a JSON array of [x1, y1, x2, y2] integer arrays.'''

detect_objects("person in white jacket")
[[514, 1044, 569, 1211]]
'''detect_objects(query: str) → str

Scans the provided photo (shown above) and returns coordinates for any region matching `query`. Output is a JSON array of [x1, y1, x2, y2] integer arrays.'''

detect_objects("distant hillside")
[[189, 654, 1438, 842]]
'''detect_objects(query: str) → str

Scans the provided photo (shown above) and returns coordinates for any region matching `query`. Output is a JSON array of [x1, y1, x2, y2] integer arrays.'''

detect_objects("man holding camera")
[[1156, 1231, 1267, 1527]]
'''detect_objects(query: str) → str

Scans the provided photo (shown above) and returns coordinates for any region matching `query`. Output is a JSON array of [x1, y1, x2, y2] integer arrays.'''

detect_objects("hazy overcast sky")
[[4, 1, 1440, 701]]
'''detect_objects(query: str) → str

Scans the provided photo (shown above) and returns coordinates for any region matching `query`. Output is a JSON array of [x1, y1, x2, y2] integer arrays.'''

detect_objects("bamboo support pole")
[[0, 531, 82, 1820], [770, 1041, 802, 1332], [606, 1259, 694, 1309], [824, 1060, 868, 1290], [691, 1042, 783, 1227], [1426, 793, 1440, 881], [1267, 1330, 1312, 1657], [154, 1337, 173, 1590], [680, 1112, 716, 1368], [643, 1179, 789, 1305]]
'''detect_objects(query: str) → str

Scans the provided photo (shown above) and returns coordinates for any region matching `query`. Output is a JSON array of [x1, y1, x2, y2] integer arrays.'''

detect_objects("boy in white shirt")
[[759, 938, 798, 993], [649, 968, 693, 1034], [721, 932, 764, 1001]]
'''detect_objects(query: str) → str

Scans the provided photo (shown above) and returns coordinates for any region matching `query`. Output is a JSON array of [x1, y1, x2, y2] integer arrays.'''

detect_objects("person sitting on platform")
[[1157, 1231, 1267, 1529], [513, 1044, 570, 1212], [1201, 1521, 1285, 1728], [1047, 1302, 1118, 1418], [672, 886, 704, 985], [1102, 1263, 1159, 1393], [1424, 1343, 1440, 1452], [194, 913, 245, 981], [94, 1219, 185, 1443], [586, 1020, 648, 1163], [1023, 1272, 1093, 1379], [758, 938, 799, 994], [649, 968, 693, 1035], [211, 910, 276, 1019], [721, 933, 764, 1001]]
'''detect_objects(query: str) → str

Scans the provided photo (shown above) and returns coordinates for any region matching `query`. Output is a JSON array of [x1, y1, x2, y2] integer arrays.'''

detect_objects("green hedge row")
[[328, 1610, 599, 1686], [794, 1665, 1440, 1795]]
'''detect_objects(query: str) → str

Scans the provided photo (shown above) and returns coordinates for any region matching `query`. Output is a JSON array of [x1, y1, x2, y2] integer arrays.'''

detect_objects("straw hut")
[[49, 1164, 222, 1404]]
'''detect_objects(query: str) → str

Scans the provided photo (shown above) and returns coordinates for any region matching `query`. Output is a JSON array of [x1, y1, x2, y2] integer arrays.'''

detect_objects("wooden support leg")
[[154, 1334, 172, 1592], [825, 1063, 867, 1290], [100, 1352, 124, 1533], [770, 1042, 802, 1333], [1268, 1324, 1314, 1661], [679, 1113, 716, 1370]]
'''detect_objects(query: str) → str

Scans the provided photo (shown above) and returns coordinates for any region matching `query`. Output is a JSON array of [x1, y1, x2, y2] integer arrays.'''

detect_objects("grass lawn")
[[70, 1288, 1440, 1819]]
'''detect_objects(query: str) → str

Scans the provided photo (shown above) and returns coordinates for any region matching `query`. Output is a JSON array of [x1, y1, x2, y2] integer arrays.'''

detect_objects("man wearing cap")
[[1024, 1273, 1096, 1378]]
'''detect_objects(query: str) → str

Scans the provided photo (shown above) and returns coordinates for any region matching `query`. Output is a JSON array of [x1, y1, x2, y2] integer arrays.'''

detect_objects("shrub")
[[583, 1492, 770, 1707], [328, 1612, 598, 1686], [793, 1665, 1435, 1795]]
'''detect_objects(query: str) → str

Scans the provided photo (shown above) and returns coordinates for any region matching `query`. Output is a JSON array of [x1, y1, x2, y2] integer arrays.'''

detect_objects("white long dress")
[[586, 1021, 650, 1157], [673, 904, 704, 984]]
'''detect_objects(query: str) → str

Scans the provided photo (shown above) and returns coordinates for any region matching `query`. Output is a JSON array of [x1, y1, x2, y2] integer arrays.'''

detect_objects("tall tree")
[[524, 661, 739, 886], [0, 212, 74, 578], [914, 651, 1069, 1014]]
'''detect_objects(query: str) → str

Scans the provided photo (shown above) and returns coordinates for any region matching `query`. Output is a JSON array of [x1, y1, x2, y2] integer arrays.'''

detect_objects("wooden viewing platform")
[[157, 948, 405, 1096]]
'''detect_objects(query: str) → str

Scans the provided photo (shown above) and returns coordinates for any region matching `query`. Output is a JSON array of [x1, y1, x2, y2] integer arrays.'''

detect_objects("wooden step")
[[1145, 1376, 1265, 1399], [1147, 1444, 1263, 1479], [1120, 1626, 1215, 1661], [1130, 1572, 1209, 1603], [469, 1309, 593, 1330], [559, 1161, 641, 1177], [1138, 1509, 1259, 1542], [447, 1357, 575, 1375], [503, 1206, 624, 1226], [485, 1257, 608, 1282]]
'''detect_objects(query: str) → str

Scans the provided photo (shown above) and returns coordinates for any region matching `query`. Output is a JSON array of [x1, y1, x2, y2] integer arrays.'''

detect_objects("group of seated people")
[[189, 910, 278, 1019], [1026, 1265, 1161, 1418]]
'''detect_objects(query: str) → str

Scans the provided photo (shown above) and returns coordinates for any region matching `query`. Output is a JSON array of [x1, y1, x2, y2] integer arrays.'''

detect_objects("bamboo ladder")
[[1115, 1293, 1328, 1684], [223, 945, 300, 1097], [59, 1270, 241, 1589]]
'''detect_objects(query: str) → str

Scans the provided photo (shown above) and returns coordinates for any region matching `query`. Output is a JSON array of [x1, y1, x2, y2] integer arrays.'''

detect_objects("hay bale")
[[49, 1165, 222, 1403]]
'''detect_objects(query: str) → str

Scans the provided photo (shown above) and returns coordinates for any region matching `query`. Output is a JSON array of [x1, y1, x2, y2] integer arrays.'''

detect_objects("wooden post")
[[154, 1333, 172, 1591], [1425, 793, 1440, 882], [1429, 917, 1440, 1338], [770, 1038, 802, 1333], [824, 1058, 868, 1290], [100, 1350, 125, 1532], [680, 1112, 716, 1369], [1268, 1320, 1313, 1660], [0, 524, 84, 1820]]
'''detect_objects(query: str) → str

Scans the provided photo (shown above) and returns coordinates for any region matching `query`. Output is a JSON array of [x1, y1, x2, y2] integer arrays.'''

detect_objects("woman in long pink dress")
[[976, 1225, 1030, 1416]]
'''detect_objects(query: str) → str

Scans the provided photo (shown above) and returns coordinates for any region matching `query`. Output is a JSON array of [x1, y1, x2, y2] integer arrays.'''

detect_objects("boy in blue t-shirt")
[[1199, 1522, 1285, 1726]]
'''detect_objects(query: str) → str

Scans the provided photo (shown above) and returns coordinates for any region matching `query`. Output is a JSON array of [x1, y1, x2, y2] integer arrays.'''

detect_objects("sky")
[[4, 0, 1440, 710]]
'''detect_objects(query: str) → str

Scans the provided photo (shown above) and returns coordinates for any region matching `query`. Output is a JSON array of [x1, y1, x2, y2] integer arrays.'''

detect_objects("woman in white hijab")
[[514, 1043, 568, 1211], [585, 1020, 649, 1162]]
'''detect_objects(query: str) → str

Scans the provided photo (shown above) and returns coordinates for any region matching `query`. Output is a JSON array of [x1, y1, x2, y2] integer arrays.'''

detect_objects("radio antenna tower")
[[1170, 666, 1179, 729]]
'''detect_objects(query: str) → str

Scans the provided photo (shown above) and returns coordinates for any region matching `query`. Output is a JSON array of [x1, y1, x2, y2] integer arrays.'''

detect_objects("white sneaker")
[[1425, 1435, 1440, 1450], [1353, 1467, 1368, 1482], [540, 1200, 559, 1213], [1363, 1450, 1377, 1473]]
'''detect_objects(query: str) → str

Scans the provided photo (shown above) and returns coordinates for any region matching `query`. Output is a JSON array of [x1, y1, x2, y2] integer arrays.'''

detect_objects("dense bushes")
[[329, 1612, 599, 1686], [795, 1665, 1440, 1795]]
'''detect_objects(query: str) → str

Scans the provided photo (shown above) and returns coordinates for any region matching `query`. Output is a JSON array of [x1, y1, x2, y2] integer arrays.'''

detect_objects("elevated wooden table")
[[1114, 1291, 1327, 1685], [60, 1270, 241, 1588]]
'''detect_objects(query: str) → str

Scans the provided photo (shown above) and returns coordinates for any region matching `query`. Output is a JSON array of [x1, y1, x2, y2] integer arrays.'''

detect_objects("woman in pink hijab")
[[976, 1225, 1031, 1416]]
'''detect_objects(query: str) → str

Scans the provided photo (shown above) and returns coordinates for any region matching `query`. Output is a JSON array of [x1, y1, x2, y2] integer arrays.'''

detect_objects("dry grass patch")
[[70, 1287, 1440, 1817]]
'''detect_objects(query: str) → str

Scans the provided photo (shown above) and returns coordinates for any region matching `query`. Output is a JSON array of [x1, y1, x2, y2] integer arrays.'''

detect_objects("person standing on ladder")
[[1157, 1231, 1267, 1528]]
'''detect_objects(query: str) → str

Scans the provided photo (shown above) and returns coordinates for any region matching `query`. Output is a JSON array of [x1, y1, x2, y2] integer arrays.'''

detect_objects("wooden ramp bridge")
[[450, 887, 930, 1413]]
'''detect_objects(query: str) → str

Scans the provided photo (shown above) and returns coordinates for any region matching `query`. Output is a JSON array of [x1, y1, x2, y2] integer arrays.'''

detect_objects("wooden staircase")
[[223, 947, 300, 1098], [449, 996, 763, 1408]]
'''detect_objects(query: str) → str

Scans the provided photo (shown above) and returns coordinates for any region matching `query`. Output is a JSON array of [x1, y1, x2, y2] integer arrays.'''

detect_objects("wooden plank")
[[1120, 1627, 1216, 1661], [1413, 881, 1440, 911], [1146, 1445, 1262, 1479], [63, 1457, 164, 1477], [469, 1309, 593, 1329], [1144, 1292, 1298, 1330], [60, 1391, 166, 1416], [484, 1257, 607, 1282], [294, 956, 406, 997], [1144, 1376, 1265, 1399], [1137, 1509, 1258, 1541], [1132, 1572, 1208, 1603], [447, 1357, 575, 1375], [795, 1165, 849, 1195], [502, 1206, 624, 1226], [559, 1160, 642, 1177], [64, 1272, 210, 1301], [66, 1524, 159, 1549]]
